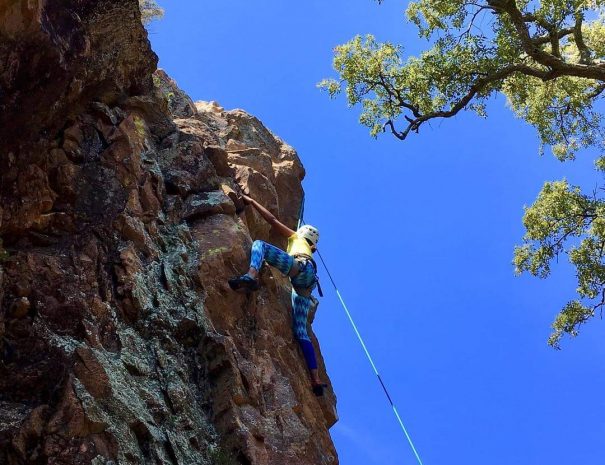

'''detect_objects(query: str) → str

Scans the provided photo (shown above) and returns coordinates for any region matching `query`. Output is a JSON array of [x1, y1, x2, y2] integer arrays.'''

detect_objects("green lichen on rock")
[[0, 238, 8, 262], [0, 5, 336, 460], [207, 446, 238, 465], [133, 115, 147, 139]]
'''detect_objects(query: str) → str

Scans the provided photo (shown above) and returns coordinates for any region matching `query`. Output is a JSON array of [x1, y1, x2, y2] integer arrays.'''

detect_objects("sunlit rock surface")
[[0, 1, 337, 464]]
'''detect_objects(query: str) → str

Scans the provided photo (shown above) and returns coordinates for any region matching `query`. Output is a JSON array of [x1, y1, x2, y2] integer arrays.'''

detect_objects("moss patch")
[[207, 446, 238, 465], [0, 238, 8, 262]]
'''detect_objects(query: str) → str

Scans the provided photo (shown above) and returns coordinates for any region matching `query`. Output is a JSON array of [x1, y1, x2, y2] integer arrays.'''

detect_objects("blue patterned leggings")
[[250, 240, 318, 370]]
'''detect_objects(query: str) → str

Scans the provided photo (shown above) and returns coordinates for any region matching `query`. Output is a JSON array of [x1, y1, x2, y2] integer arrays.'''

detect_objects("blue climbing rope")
[[298, 193, 424, 465]]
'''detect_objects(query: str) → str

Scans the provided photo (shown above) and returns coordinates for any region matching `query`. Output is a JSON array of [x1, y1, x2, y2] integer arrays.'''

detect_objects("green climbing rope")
[[298, 193, 425, 465]]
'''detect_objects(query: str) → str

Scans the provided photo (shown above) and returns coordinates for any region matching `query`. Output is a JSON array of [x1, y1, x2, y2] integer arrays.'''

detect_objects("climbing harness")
[[292, 253, 323, 297], [295, 195, 323, 298], [297, 194, 424, 465]]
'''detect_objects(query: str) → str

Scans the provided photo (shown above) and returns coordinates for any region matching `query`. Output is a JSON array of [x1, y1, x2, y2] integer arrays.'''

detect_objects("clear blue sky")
[[148, 2, 605, 464]]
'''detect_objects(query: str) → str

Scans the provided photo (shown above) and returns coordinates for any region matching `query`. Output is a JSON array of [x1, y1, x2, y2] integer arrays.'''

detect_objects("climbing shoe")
[[228, 274, 259, 292], [312, 383, 328, 397]]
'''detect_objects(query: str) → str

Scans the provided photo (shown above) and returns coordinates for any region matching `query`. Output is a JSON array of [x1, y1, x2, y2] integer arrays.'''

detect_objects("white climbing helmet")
[[297, 224, 319, 246]]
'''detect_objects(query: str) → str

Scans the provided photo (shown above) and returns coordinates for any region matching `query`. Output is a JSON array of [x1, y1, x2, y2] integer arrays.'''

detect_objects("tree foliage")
[[321, 0, 605, 348], [139, 0, 164, 25], [513, 180, 605, 347]]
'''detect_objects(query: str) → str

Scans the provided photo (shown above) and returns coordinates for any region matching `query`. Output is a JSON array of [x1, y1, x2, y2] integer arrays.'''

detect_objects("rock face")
[[0, 2, 337, 465]]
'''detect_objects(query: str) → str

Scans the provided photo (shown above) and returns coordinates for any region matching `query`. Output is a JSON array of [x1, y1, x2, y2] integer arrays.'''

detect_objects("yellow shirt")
[[287, 233, 313, 257]]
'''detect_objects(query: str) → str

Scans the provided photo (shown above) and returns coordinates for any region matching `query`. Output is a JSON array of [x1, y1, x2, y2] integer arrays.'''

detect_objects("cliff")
[[0, 1, 337, 464]]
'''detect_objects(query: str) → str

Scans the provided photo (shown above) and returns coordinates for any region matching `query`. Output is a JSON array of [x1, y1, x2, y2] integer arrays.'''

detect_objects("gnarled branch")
[[382, 63, 560, 139]]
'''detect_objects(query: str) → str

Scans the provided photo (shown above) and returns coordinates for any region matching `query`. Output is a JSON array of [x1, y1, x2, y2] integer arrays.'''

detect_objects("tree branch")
[[383, 120, 406, 140], [365, 2, 605, 143], [574, 13, 591, 64], [458, 5, 493, 41], [377, 74, 421, 117], [382, 63, 557, 139], [533, 28, 574, 47], [586, 83, 605, 100], [488, 0, 605, 80]]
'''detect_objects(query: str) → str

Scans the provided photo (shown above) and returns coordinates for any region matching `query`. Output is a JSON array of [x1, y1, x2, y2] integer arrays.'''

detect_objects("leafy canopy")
[[321, 0, 605, 348], [139, 0, 164, 25]]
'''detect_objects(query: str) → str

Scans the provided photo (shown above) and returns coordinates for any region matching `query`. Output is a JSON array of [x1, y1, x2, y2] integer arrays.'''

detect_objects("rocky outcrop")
[[0, 2, 337, 464]]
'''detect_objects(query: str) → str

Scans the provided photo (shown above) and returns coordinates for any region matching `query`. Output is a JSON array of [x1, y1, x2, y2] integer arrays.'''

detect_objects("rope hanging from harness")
[[296, 194, 424, 465]]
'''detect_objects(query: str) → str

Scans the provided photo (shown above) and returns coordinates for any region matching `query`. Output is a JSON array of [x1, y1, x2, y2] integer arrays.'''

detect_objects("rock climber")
[[228, 194, 327, 397]]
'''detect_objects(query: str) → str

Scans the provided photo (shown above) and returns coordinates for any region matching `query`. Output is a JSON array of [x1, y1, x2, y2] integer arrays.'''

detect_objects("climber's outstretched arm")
[[242, 194, 296, 239]]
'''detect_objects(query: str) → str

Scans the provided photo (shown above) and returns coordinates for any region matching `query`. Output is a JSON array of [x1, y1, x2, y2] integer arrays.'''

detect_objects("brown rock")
[[74, 348, 112, 400], [205, 145, 234, 177], [10, 297, 30, 318], [0, 2, 337, 464], [153, 69, 197, 118], [183, 191, 236, 221]]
